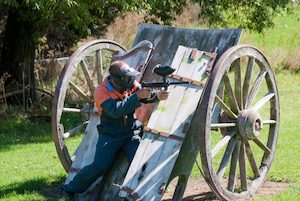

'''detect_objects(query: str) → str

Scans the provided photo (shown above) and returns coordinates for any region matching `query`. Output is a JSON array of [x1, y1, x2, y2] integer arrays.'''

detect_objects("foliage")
[[0, 0, 291, 56], [0, 0, 145, 58], [144, 0, 187, 24], [196, 0, 290, 33], [241, 4, 300, 72]]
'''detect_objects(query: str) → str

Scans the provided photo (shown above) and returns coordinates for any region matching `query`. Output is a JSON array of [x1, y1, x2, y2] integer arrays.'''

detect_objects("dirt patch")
[[42, 178, 289, 200], [162, 178, 290, 200]]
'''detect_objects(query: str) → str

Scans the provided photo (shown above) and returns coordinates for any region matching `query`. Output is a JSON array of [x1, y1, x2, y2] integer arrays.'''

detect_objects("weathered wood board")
[[133, 24, 242, 83], [64, 41, 153, 195], [119, 45, 213, 200]]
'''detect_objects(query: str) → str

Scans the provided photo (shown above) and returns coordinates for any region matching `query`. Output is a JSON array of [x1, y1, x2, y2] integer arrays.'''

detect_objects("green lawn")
[[1, 72, 299, 201], [0, 116, 67, 201]]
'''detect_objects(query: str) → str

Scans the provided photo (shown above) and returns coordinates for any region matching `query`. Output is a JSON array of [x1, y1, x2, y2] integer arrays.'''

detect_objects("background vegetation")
[[0, 0, 289, 106], [0, 2, 299, 201]]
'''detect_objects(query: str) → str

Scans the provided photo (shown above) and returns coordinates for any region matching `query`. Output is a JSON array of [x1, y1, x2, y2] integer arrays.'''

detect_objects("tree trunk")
[[0, 8, 37, 104]]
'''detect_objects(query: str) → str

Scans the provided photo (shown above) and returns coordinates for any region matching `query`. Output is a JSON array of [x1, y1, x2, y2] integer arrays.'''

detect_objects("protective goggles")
[[120, 75, 134, 84]]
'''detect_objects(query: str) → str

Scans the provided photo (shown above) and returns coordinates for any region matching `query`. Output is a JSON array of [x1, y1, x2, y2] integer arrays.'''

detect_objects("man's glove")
[[132, 120, 144, 141]]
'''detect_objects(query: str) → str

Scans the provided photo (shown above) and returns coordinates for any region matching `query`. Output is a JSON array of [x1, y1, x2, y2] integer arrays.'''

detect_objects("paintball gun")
[[141, 65, 188, 90]]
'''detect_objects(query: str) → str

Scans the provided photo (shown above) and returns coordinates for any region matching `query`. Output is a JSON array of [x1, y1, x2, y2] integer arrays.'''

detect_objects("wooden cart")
[[52, 24, 280, 201]]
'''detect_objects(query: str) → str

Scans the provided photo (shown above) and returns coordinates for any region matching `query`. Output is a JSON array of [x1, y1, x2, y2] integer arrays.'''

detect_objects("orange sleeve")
[[135, 103, 153, 124], [94, 85, 111, 117]]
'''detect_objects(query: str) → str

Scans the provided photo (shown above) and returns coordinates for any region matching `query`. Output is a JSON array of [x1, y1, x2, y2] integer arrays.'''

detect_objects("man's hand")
[[136, 88, 151, 99], [157, 90, 169, 100]]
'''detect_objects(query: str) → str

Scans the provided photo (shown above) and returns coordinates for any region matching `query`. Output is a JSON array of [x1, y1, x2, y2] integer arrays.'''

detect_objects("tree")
[[0, 0, 145, 104], [0, 0, 289, 105], [196, 0, 290, 32]]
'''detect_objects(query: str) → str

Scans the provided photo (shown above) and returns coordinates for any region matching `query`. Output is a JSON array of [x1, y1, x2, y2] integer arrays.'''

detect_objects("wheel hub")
[[237, 109, 263, 140]]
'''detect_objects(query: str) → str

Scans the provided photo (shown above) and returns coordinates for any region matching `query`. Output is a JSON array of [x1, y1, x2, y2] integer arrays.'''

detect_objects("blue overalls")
[[62, 76, 142, 193]]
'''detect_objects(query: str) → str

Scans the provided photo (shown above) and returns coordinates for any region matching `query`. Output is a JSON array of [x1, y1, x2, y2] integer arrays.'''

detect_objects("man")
[[61, 60, 168, 197]]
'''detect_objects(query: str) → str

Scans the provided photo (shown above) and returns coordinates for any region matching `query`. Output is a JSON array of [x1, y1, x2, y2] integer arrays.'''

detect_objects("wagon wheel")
[[52, 40, 126, 172], [199, 45, 280, 200]]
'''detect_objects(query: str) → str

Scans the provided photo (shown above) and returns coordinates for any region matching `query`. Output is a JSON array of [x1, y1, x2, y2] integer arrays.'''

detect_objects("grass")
[[0, 115, 67, 200], [240, 5, 300, 72], [0, 4, 300, 201], [2, 72, 299, 201]]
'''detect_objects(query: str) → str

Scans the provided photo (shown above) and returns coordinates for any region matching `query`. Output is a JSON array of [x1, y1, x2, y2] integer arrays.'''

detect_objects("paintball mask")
[[109, 61, 140, 90], [110, 74, 135, 90]]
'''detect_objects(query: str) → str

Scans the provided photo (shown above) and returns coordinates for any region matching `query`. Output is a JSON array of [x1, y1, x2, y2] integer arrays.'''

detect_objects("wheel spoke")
[[212, 131, 236, 158], [253, 138, 271, 154], [96, 50, 104, 84], [211, 123, 236, 129], [215, 95, 238, 119], [223, 72, 240, 113], [252, 92, 275, 111], [80, 60, 95, 93], [233, 59, 243, 110], [263, 120, 276, 124], [63, 121, 89, 139], [243, 57, 254, 108], [62, 107, 81, 113], [228, 141, 241, 192], [69, 81, 92, 102], [245, 70, 267, 109], [239, 142, 247, 191], [62, 107, 95, 113], [244, 140, 260, 177], [217, 136, 237, 177]]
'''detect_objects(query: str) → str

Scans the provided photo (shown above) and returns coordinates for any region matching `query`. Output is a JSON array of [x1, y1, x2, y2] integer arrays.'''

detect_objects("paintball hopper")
[[153, 65, 175, 77]]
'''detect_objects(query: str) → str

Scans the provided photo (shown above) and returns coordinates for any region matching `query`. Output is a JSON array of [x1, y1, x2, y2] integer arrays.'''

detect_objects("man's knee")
[[93, 160, 111, 174], [124, 140, 139, 163]]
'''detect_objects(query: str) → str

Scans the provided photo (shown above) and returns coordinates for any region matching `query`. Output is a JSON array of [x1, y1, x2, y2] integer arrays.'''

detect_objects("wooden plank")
[[120, 46, 211, 200], [65, 113, 100, 184], [138, 52, 210, 201], [133, 24, 242, 80], [149, 48, 198, 133], [146, 47, 190, 130], [119, 47, 189, 198], [120, 47, 188, 198]]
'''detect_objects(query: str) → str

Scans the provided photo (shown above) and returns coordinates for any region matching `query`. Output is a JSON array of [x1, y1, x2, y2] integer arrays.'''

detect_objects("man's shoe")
[[61, 185, 75, 200]]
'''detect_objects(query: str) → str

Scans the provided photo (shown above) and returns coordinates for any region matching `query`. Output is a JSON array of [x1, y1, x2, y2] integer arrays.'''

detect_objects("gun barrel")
[[142, 82, 167, 88], [168, 81, 189, 85], [141, 81, 189, 88]]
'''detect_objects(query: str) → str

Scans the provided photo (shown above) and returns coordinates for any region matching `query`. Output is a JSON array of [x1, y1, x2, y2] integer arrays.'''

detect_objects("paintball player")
[[61, 60, 168, 198]]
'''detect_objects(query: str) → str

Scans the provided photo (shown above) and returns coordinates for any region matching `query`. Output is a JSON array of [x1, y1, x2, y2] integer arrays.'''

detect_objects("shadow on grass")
[[0, 108, 84, 151], [0, 176, 66, 200], [163, 191, 217, 201], [0, 116, 53, 151]]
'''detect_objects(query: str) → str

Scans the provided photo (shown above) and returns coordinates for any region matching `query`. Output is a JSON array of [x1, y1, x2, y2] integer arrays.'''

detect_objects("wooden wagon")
[[52, 24, 280, 201]]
